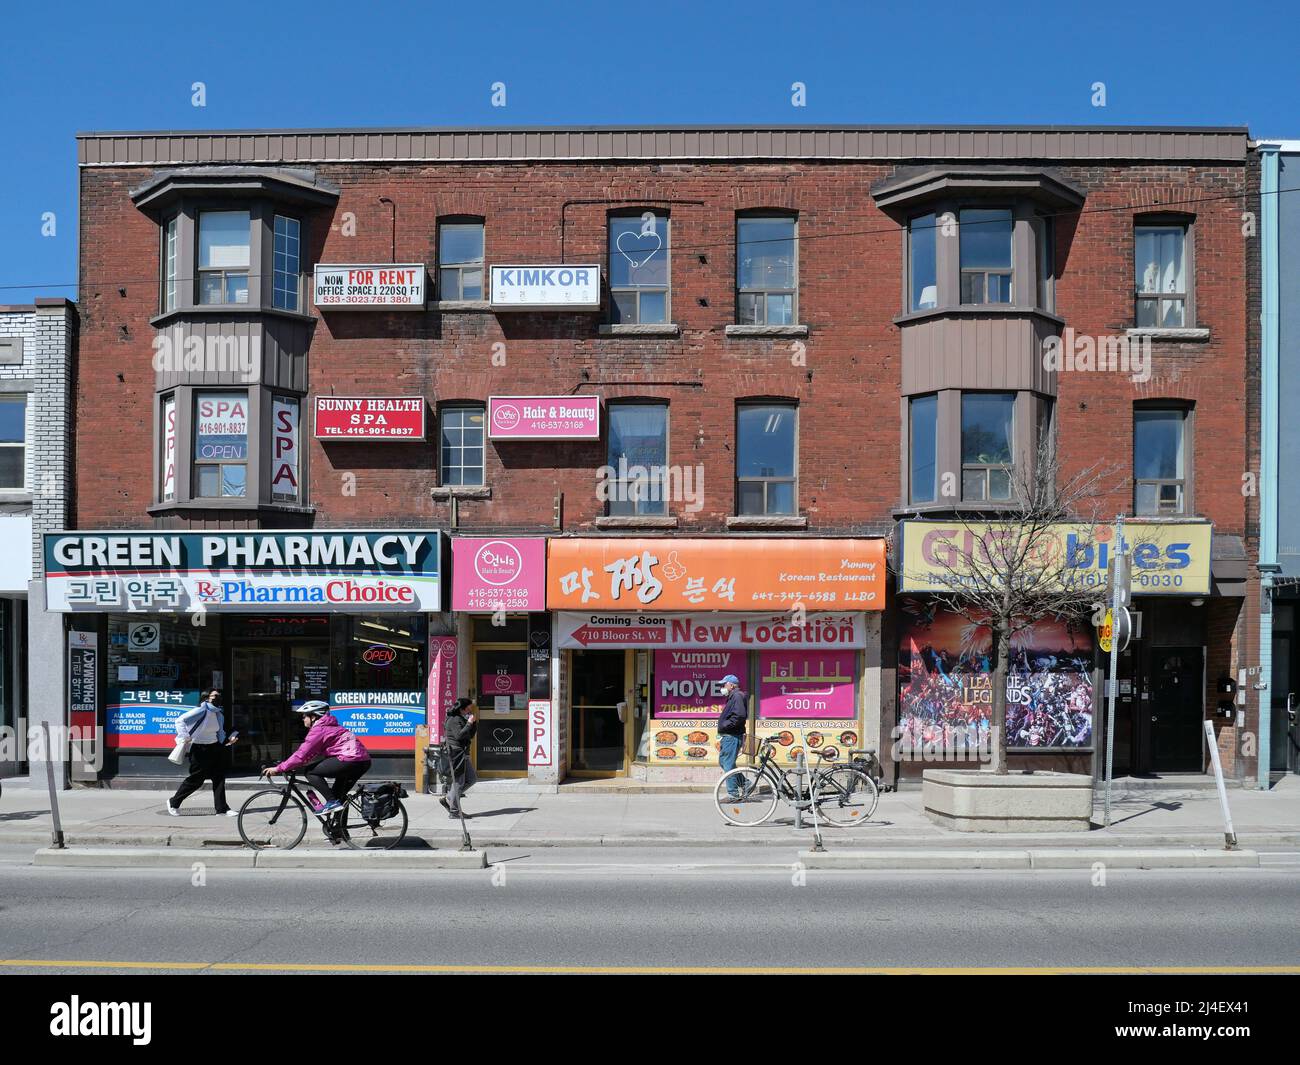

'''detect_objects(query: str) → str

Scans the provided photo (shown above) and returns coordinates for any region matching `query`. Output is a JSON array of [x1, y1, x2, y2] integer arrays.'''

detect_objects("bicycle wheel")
[[812, 766, 879, 826], [714, 768, 779, 827], [341, 798, 409, 850], [238, 789, 308, 850]]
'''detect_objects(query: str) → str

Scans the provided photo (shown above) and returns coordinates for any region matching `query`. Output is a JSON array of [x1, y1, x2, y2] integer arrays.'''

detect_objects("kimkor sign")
[[314, 397, 426, 440], [488, 396, 601, 440], [490, 264, 601, 310], [45, 531, 442, 613], [313, 264, 426, 309]]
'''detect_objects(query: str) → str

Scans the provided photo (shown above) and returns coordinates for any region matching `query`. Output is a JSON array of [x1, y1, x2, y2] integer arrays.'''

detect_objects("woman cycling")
[[262, 700, 371, 816]]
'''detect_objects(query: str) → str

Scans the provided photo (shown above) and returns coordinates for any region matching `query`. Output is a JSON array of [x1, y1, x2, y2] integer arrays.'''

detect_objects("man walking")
[[716, 674, 748, 799]]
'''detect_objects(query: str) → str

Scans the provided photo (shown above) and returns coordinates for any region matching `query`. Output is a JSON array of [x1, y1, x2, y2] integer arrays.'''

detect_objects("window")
[[961, 392, 1014, 501], [606, 403, 668, 515], [193, 391, 249, 498], [161, 216, 178, 313], [1036, 216, 1055, 312], [610, 213, 669, 324], [908, 214, 937, 312], [736, 404, 797, 515], [1134, 407, 1187, 515], [438, 221, 484, 300], [959, 209, 1013, 305], [273, 215, 301, 311], [440, 405, 485, 486], [909, 394, 938, 503], [737, 215, 797, 324], [198, 211, 251, 305], [0, 396, 26, 489], [1135, 223, 1188, 327]]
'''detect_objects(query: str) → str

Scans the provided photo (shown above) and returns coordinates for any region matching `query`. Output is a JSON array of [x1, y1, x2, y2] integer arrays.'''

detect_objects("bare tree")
[[899, 436, 1119, 774]]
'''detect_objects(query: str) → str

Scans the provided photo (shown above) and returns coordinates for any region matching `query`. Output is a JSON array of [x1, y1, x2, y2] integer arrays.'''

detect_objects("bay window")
[[198, 210, 251, 305], [961, 392, 1014, 501], [959, 209, 1013, 305], [193, 391, 249, 498]]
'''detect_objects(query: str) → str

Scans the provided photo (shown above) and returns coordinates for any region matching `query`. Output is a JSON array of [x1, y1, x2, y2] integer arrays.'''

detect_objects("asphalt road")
[[1, 845, 1298, 973]]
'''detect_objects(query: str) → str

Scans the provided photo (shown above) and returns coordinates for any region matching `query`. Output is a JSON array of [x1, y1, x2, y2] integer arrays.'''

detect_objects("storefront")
[[546, 538, 887, 782], [44, 530, 443, 780], [896, 519, 1226, 780]]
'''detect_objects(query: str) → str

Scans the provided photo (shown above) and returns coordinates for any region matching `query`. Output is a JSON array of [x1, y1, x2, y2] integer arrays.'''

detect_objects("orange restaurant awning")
[[546, 538, 886, 612]]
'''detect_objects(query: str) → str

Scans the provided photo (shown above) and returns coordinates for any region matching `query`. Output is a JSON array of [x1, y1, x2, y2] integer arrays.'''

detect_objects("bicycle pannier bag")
[[359, 782, 400, 821]]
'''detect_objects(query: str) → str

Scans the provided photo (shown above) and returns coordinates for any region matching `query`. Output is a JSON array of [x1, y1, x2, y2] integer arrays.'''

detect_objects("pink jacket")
[[275, 713, 369, 772]]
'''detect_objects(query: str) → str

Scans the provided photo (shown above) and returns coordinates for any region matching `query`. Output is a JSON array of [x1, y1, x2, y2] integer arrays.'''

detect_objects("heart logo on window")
[[616, 230, 662, 270], [493, 728, 514, 746]]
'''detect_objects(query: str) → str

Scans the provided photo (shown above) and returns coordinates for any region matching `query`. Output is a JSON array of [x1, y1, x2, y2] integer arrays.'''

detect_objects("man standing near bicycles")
[[262, 700, 371, 817], [717, 674, 749, 800]]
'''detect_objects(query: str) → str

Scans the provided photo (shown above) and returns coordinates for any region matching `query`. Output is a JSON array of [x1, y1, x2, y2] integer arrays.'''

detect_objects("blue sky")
[[1, 0, 1295, 296]]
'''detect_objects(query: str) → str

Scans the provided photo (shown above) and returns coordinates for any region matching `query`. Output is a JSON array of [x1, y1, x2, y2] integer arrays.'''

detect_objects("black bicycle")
[[237, 771, 408, 850], [714, 736, 880, 828]]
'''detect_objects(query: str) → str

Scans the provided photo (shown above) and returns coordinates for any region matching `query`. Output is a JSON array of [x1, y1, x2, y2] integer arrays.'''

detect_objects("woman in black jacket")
[[443, 697, 478, 817]]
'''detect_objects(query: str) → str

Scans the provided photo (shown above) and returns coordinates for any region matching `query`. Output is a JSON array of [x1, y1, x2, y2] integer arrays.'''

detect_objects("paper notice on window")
[[118, 665, 139, 682], [494, 695, 511, 715]]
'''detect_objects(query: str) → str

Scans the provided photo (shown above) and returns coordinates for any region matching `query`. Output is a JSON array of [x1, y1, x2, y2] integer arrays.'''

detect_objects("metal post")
[[43, 723, 65, 849], [793, 751, 804, 830], [1204, 719, 1238, 850], [447, 745, 473, 852], [807, 754, 825, 853], [1103, 519, 1125, 828]]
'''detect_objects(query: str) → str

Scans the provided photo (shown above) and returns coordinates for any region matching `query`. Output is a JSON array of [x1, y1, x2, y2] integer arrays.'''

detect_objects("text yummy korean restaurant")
[[546, 538, 886, 781], [44, 530, 444, 781]]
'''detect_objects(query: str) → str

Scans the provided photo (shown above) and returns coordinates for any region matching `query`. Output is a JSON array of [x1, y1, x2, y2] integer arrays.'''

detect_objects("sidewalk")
[[2, 776, 1298, 850]]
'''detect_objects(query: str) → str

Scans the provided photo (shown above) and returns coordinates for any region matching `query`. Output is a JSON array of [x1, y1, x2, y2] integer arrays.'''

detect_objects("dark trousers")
[[171, 743, 230, 812], [303, 756, 371, 802]]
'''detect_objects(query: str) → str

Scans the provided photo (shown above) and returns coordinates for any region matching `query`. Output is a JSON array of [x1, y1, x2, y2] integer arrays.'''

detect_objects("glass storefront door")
[[230, 642, 331, 769], [570, 649, 628, 775], [472, 646, 529, 777]]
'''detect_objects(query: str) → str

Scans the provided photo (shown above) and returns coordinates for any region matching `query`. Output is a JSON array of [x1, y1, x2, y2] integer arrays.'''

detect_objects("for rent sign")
[[314, 397, 426, 440], [490, 264, 601, 310], [44, 531, 442, 613], [313, 264, 426, 309]]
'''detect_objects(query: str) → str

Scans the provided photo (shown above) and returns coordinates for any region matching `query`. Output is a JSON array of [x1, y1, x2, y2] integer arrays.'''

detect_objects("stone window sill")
[[724, 324, 809, 338], [597, 323, 681, 338], [146, 500, 316, 515], [592, 515, 680, 529], [431, 485, 492, 500], [436, 300, 492, 312], [0, 491, 33, 505], [725, 514, 808, 530], [1125, 327, 1210, 341]]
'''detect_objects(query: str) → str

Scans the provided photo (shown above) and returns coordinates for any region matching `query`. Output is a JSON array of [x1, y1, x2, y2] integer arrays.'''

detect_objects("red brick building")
[[62, 125, 1254, 789]]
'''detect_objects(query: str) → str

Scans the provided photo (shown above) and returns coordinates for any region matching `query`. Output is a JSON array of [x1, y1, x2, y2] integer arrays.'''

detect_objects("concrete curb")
[[799, 847, 1261, 870], [32, 846, 489, 870]]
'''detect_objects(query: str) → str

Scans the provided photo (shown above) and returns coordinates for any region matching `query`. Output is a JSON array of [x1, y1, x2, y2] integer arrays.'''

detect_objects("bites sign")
[[314, 398, 426, 440], [313, 264, 426, 309]]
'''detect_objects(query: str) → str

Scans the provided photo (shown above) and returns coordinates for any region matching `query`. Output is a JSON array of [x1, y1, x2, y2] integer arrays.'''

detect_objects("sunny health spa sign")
[[314, 397, 426, 440], [44, 531, 442, 613], [313, 264, 426, 309], [490, 264, 601, 310]]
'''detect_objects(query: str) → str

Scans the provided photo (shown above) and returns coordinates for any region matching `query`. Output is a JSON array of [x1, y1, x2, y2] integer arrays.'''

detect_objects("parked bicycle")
[[714, 736, 880, 827], [237, 771, 409, 850]]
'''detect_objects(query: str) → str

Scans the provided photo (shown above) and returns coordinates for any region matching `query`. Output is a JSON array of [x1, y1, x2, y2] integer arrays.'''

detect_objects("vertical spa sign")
[[161, 395, 176, 501], [271, 397, 299, 502]]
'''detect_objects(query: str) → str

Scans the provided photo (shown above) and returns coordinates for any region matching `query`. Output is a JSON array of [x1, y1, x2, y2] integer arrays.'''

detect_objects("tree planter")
[[923, 768, 1093, 832]]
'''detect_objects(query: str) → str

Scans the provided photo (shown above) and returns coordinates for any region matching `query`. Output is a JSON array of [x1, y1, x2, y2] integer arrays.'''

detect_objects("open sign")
[[362, 646, 397, 667]]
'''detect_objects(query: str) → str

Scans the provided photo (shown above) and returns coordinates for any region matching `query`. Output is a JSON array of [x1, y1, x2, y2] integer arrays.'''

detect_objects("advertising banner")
[[271, 397, 300, 501], [547, 538, 886, 611], [68, 630, 98, 737], [428, 635, 459, 742], [527, 699, 552, 767], [487, 396, 601, 440], [898, 520, 1212, 596], [313, 264, 426, 309], [105, 687, 202, 749], [897, 602, 1095, 751], [195, 393, 248, 461], [328, 690, 424, 750], [45, 530, 442, 613], [649, 720, 720, 764], [757, 650, 856, 720], [314, 397, 426, 441], [652, 649, 745, 717], [556, 611, 866, 649], [489, 264, 601, 310], [451, 537, 546, 611]]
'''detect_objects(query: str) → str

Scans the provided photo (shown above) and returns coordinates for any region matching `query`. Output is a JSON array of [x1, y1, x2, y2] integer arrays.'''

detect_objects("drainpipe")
[[1258, 143, 1281, 790]]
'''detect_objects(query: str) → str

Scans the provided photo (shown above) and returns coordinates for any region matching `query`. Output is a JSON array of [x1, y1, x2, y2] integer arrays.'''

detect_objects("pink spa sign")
[[451, 537, 546, 612]]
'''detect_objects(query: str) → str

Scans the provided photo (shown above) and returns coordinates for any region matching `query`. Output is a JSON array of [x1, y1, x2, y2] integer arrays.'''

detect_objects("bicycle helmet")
[[298, 700, 330, 717]]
